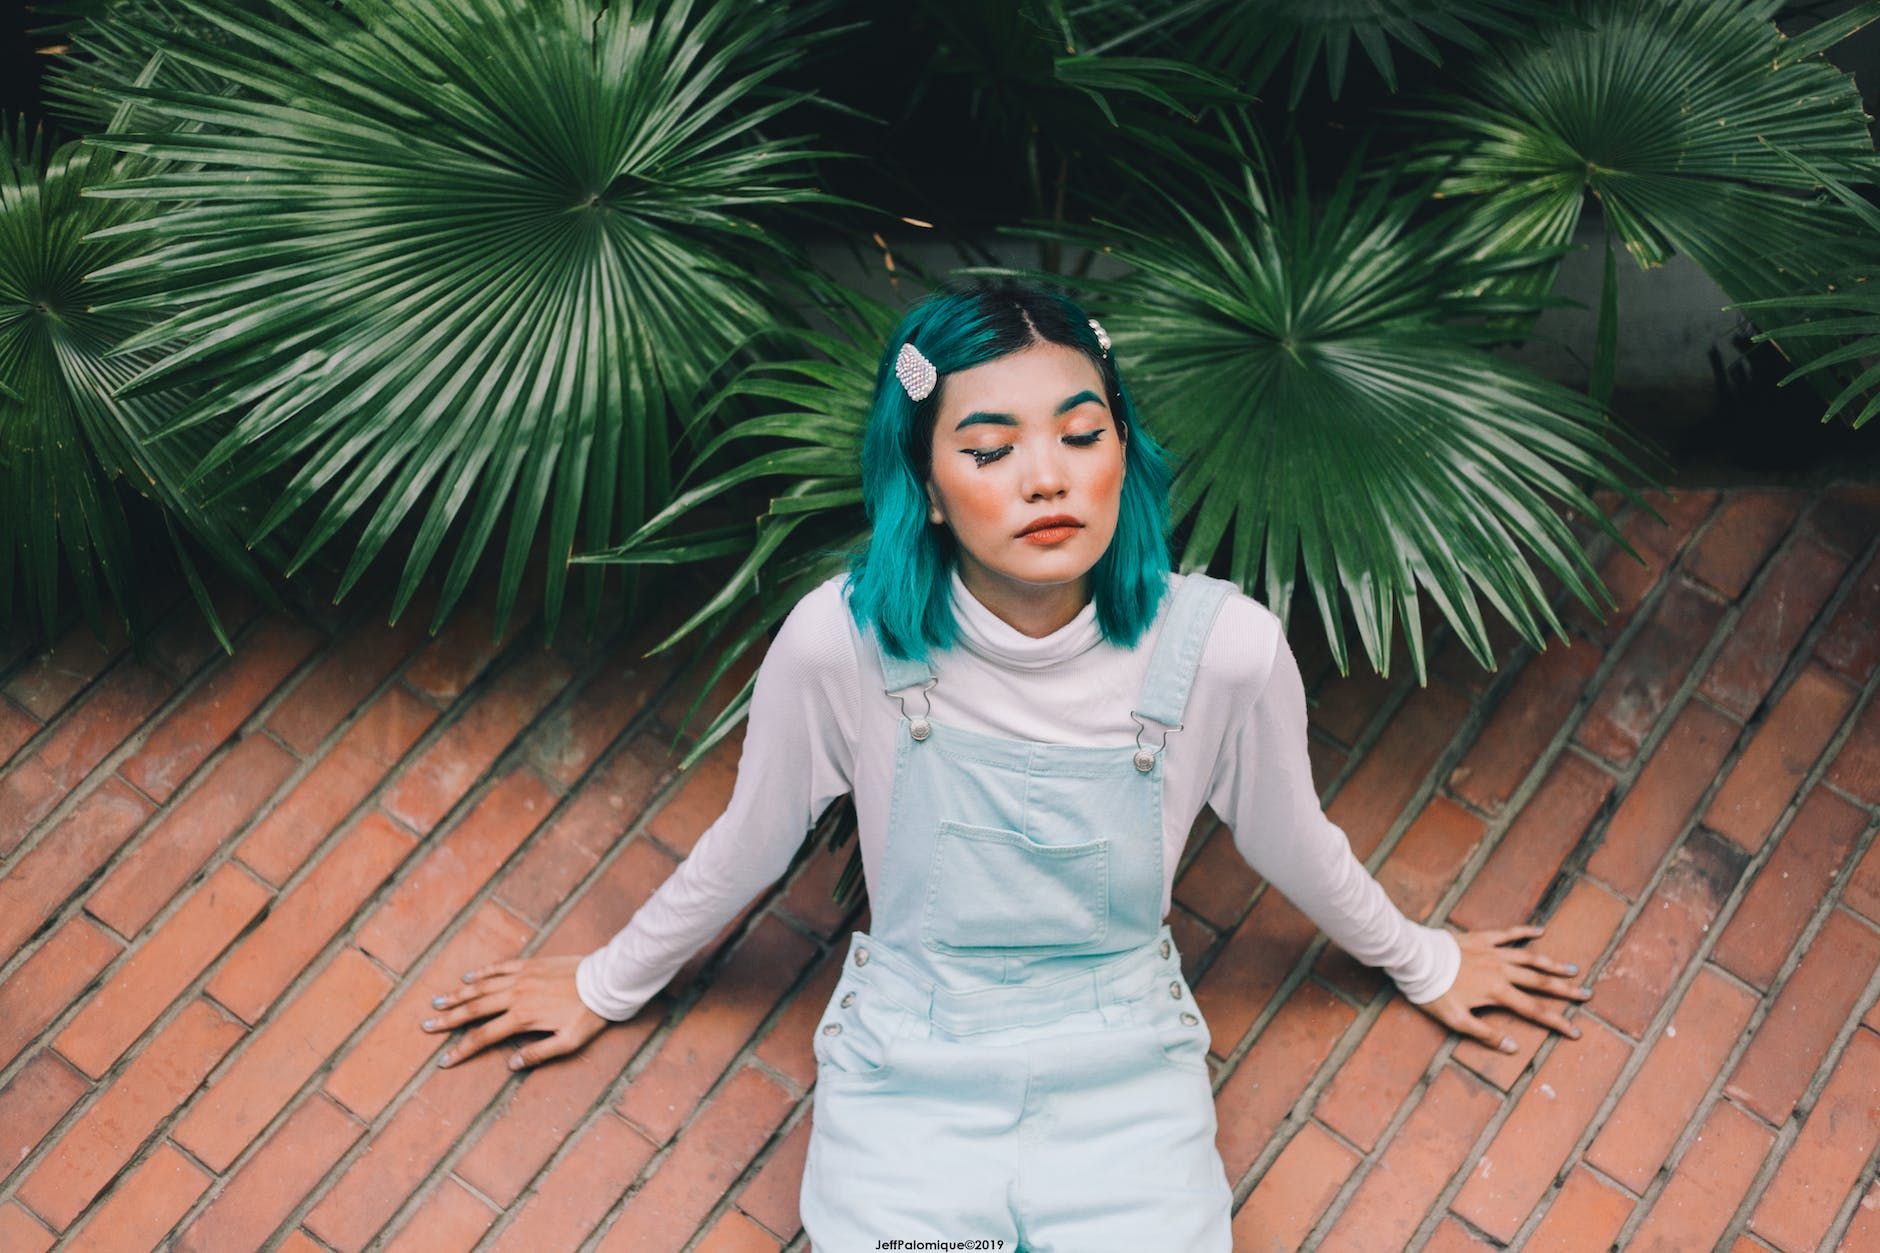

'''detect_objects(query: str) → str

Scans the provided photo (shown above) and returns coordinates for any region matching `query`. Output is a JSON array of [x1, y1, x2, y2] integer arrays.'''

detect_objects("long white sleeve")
[[1206, 624, 1461, 1006], [575, 590, 859, 1021]]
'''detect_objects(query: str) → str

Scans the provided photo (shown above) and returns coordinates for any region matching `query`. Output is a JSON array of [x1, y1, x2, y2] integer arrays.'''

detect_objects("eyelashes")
[[962, 429, 1107, 469]]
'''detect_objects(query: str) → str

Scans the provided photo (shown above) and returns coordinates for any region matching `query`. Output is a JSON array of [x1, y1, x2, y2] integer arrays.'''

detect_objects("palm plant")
[[0, 113, 280, 648], [65, 0, 854, 643]]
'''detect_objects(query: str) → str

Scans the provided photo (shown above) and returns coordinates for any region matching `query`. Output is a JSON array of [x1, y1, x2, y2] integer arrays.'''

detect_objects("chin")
[[994, 550, 1102, 587]]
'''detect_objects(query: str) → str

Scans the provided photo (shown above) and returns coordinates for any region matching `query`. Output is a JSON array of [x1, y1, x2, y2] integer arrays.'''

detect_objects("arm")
[[1206, 616, 1591, 1053], [1205, 622, 1461, 1004], [423, 584, 859, 1069], [576, 587, 860, 1020]]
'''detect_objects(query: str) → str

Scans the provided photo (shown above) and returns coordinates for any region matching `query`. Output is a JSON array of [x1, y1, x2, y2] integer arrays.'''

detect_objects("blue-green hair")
[[843, 278, 1175, 666]]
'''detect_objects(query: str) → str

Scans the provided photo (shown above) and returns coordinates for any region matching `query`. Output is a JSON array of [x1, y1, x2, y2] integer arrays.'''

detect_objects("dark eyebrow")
[[953, 390, 1107, 432]]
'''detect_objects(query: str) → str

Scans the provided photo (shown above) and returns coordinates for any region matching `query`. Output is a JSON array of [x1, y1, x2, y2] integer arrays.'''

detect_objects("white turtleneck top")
[[575, 568, 1461, 1021]]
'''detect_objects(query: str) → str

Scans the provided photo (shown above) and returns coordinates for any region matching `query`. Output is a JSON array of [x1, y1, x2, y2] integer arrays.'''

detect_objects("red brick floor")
[[0, 481, 1876, 1251]]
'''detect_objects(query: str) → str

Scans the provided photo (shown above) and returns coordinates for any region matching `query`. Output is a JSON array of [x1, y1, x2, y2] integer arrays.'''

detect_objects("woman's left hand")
[[1410, 923, 1592, 1053]]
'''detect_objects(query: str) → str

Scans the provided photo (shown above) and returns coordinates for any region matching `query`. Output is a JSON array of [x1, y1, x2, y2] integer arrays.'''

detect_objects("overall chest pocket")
[[922, 820, 1110, 951]]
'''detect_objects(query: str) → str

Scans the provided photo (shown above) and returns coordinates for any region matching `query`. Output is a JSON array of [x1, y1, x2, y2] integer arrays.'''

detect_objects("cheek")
[[937, 467, 1008, 530], [1087, 451, 1125, 504]]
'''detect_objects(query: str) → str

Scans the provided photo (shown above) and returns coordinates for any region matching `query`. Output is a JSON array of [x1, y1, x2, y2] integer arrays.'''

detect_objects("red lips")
[[1016, 514, 1083, 536]]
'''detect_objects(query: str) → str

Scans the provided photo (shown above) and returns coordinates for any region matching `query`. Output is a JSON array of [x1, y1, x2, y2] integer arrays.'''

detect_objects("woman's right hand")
[[421, 953, 611, 1072]]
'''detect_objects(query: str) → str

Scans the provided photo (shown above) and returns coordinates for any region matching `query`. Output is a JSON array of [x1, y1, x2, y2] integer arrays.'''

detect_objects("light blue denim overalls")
[[799, 572, 1238, 1252]]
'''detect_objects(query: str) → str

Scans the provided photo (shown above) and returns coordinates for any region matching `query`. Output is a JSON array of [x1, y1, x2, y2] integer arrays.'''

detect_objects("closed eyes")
[[962, 429, 1107, 468]]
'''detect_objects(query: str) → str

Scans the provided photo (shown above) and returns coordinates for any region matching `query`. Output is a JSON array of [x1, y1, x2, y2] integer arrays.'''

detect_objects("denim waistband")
[[838, 924, 1181, 1035]]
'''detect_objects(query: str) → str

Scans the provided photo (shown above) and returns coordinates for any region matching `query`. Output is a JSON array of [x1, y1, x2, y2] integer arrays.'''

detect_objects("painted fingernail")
[[461, 971, 475, 983], [1499, 1037, 1517, 1053], [437, 1052, 452, 1067], [432, 995, 448, 1009], [422, 1018, 436, 1031], [508, 1054, 524, 1071], [1563, 962, 1578, 975], [1570, 1025, 1583, 1039], [1579, 985, 1593, 997]]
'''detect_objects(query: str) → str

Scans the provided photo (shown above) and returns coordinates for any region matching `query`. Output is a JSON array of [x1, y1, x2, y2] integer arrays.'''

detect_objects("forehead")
[[938, 341, 1103, 415]]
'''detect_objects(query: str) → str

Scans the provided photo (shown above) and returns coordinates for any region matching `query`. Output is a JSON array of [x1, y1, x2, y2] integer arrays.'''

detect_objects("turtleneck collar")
[[948, 565, 1103, 670]]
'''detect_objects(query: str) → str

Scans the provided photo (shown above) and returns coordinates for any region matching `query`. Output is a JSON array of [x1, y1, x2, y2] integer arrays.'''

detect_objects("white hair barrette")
[[1088, 317, 1110, 355], [895, 341, 937, 401]]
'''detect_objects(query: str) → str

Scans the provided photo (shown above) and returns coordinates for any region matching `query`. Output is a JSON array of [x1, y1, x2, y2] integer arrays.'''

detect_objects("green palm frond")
[[1397, 0, 1880, 381], [1080, 0, 1575, 108], [1722, 144, 1880, 430], [74, 0, 855, 642], [1002, 115, 1665, 681], [41, 0, 286, 135], [0, 114, 280, 648], [22, 0, 115, 41]]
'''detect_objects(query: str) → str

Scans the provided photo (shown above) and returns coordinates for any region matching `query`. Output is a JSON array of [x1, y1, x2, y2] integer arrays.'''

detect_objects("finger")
[[1505, 946, 1581, 979], [422, 991, 512, 1032], [1493, 984, 1582, 1039], [1491, 923, 1546, 944], [1453, 1009, 1519, 1054], [507, 1030, 576, 1073], [1502, 965, 1593, 1002], [461, 959, 520, 984], [428, 976, 518, 1014], [437, 1014, 517, 1068]]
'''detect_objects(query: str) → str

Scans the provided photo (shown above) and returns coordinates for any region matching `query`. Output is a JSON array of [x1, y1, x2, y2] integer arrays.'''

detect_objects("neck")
[[954, 556, 1091, 639]]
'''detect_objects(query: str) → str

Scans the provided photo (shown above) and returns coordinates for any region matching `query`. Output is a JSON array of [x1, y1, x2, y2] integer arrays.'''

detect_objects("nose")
[[1018, 441, 1070, 501]]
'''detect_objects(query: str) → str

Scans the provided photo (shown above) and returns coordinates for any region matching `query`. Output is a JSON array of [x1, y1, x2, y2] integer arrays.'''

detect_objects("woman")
[[420, 279, 1589, 1249]]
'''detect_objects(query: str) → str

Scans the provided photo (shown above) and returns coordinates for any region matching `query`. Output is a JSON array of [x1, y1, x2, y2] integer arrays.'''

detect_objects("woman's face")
[[924, 340, 1125, 606]]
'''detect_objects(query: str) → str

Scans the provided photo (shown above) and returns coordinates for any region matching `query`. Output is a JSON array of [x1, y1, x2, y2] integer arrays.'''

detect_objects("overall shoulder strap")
[[1131, 573, 1235, 727], [871, 625, 937, 693]]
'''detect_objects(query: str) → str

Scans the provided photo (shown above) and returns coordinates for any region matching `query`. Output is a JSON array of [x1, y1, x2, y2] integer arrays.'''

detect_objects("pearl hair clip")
[[895, 342, 937, 402], [892, 317, 1111, 403]]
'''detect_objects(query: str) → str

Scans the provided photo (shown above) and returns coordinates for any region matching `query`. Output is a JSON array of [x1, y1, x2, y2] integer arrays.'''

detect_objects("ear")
[[924, 479, 945, 525]]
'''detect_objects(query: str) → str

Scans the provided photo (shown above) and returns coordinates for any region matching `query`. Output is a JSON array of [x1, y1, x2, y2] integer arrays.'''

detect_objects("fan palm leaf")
[[73, 0, 855, 641], [1395, 0, 1880, 391], [1002, 115, 1665, 680], [0, 114, 280, 647]]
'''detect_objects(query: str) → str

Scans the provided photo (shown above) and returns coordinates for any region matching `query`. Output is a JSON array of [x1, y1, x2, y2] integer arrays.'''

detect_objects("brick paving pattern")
[[0, 481, 1875, 1251]]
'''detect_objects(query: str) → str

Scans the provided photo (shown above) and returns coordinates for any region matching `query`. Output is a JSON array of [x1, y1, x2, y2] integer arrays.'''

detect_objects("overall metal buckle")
[[893, 677, 939, 742], [1129, 711, 1182, 772]]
